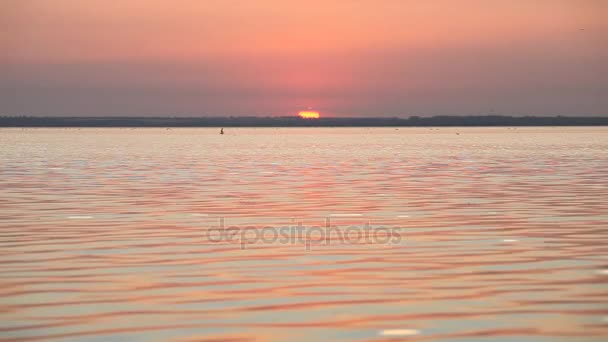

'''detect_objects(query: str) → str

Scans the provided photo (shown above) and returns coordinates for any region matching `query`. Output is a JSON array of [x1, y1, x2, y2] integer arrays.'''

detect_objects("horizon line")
[[2, 114, 608, 119]]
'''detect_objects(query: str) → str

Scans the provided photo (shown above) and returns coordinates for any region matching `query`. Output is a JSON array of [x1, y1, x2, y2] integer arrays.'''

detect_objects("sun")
[[298, 110, 320, 119]]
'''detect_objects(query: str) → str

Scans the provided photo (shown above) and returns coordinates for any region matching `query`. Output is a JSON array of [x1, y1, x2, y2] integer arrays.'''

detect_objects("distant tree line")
[[1, 115, 607, 127]]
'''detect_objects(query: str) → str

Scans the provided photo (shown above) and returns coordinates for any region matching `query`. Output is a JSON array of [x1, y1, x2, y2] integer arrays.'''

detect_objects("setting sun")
[[298, 111, 320, 119]]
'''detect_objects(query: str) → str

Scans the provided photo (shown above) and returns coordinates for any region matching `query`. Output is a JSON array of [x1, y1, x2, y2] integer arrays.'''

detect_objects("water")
[[1, 127, 607, 341]]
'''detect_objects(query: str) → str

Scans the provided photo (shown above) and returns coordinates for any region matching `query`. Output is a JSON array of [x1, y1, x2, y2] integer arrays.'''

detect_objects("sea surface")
[[1, 127, 607, 341]]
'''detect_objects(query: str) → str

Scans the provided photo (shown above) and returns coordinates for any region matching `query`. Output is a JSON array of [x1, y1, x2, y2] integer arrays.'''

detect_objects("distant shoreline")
[[1, 116, 607, 127]]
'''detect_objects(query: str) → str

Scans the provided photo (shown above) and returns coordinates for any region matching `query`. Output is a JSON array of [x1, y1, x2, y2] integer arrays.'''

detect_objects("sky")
[[1, 0, 607, 117]]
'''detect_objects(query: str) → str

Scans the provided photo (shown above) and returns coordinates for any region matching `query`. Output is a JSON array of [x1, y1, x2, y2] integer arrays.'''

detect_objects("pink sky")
[[2, 0, 607, 116]]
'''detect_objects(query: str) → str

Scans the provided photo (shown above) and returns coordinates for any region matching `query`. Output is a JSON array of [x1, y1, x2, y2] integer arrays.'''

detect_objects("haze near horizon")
[[2, 0, 607, 117]]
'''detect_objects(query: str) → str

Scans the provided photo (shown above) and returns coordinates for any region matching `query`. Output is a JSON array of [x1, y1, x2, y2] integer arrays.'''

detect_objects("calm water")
[[1, 127, 607, 341]]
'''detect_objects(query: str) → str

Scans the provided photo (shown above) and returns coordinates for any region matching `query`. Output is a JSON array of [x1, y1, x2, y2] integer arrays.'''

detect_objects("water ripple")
[[1, 127, 607, 341]]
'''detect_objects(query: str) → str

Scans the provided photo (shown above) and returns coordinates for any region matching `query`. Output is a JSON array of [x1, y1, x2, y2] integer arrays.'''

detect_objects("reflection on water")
[[1, 127, 607, 341]]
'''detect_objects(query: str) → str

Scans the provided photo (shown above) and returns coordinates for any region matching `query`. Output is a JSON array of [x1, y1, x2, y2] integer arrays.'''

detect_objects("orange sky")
[[2, 0, 607, 116]]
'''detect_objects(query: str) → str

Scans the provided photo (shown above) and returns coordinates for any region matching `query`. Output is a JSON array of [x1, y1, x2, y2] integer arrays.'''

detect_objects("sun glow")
[[298, 111, 320, 119]]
